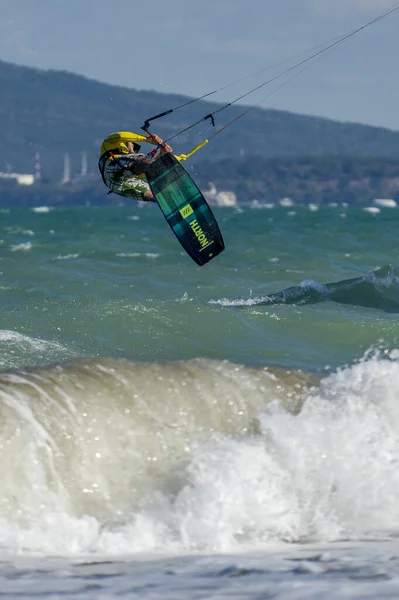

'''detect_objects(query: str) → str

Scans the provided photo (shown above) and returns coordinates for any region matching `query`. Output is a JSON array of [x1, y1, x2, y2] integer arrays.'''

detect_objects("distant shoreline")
[[1, 155, 398, 206]]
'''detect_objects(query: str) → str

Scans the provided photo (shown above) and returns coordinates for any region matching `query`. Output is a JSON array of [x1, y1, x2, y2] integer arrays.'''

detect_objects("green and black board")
[[145, 153, 224, 266]]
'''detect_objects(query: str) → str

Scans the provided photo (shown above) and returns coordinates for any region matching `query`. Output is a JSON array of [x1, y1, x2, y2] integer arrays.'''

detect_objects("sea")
[[1, 201, 399, 598]]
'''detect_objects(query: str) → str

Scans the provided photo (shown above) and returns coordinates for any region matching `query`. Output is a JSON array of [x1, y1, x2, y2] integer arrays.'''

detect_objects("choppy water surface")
[[1, 204, 399, 598]]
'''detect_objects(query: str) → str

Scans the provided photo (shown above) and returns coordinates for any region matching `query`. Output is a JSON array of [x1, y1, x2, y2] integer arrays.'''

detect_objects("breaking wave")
[[212, 265, 399, 312], [1, 354, 399, 555]]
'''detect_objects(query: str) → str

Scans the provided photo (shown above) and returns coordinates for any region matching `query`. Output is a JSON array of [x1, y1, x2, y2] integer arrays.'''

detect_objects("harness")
[[98, 147, 150, 186], [98, 149, 118, 188], [98, 144, 159, 196]]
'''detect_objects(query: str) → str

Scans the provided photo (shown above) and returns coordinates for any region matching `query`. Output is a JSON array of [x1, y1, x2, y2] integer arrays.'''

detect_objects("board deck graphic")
[[145, 153, 224, 266]]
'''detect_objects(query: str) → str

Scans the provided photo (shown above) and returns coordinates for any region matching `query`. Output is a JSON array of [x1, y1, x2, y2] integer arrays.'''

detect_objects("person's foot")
[[143, 191, 156, 202]]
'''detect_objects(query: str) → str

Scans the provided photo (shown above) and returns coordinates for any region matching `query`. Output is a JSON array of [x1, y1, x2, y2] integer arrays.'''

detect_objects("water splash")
[[1, 354, 399, 555], [211, 265, 399, 312]]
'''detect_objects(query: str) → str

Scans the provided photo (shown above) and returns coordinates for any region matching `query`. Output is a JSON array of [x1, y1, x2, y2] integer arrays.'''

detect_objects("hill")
[[2, 60, 399, 183], [194, 156, 399, 205]]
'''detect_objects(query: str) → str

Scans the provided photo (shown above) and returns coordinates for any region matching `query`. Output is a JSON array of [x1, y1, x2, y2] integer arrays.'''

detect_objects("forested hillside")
[[2, 60, 399, 182]]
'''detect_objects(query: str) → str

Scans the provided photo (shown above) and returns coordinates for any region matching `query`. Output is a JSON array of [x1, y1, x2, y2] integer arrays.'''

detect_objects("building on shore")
[[0, 172, 35, 186], [203, 182, 237, 207]]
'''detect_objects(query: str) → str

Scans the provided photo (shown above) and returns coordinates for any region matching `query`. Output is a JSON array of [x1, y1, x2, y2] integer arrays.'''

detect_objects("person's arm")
[[120, 134, 173, 175], [159, 142, 173, 156], [145, 133, 163, 145], [127, 155, 154, 176]]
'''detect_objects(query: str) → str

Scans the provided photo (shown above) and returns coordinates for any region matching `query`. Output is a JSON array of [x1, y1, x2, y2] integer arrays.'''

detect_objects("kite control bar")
[[142, 110, 173, 132]]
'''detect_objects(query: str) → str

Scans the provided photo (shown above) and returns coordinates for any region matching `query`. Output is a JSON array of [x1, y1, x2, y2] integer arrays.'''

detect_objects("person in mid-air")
[[98, 131, 173, 202]]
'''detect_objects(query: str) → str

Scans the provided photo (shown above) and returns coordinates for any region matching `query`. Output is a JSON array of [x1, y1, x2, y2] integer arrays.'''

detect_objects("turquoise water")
[[2, 202, 399, 598], [1, 204, 398, 371]]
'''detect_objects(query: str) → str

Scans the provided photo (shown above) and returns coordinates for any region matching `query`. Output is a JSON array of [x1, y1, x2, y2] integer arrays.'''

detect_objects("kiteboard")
[[145, 153, 224, 266]]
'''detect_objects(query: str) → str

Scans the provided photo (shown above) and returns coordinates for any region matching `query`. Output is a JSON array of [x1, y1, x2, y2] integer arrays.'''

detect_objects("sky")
[[1, 0, 399, 130]]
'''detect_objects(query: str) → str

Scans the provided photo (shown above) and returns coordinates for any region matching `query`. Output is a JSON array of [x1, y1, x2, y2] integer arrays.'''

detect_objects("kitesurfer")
[[98, 132, 173, 202]]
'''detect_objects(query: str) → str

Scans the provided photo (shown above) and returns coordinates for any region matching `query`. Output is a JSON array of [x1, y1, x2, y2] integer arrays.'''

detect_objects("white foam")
[[53, 254, 80, 260], [116, 253, 159, 258], [32, 207, 52, 213], [209, 297, 262, 306], [1, 354, 399, 556], [0, 330, 71, 369], [373, 198, 397, 208], [135, 355, 399, 551], [10, 242, 32, 252]]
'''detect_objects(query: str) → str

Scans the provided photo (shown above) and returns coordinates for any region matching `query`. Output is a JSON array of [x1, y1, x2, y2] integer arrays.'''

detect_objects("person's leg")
[[104, 163, 154, 202]]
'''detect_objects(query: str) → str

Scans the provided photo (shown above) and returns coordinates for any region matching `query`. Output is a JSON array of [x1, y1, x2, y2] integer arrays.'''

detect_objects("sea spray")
[[1, 355, 399, 554], [0, 357, 315, 527]]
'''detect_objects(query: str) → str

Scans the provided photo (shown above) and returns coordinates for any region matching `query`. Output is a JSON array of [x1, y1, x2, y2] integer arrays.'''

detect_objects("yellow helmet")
[[100, 131, 148, 156]]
